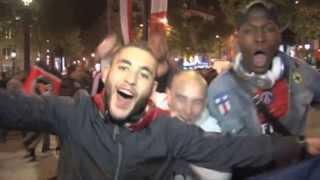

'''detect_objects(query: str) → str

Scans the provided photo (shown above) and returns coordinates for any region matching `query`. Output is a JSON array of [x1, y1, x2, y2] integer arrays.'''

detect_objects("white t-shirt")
[[195, 108, 222, 133]]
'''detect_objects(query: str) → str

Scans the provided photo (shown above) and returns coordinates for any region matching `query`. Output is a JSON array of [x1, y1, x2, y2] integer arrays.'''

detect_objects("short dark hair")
[[236, 0, 280, 28], [111, 41, 156, 65]]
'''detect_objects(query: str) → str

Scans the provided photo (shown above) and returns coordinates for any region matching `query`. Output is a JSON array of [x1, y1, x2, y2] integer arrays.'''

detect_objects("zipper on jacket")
[[113, 125, 120, 141], [113, 126, 123, 180]]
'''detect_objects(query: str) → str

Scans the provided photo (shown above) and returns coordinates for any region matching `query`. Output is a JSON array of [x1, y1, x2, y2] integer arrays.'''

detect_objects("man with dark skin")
[[239, 2, 281, 75], [1, 42, 320, 180], [208, 0, 320, 178], [208, 0, 320, 136]]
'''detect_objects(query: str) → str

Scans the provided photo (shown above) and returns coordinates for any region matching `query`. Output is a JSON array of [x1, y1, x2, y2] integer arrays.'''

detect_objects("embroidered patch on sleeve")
[[292, 71, 303, 84], [214, 94, 231, 116]]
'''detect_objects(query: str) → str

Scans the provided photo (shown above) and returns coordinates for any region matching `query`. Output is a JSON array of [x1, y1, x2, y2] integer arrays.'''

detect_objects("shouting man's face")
[[105, 46, 157, 121], [237, 6, 281, 74]]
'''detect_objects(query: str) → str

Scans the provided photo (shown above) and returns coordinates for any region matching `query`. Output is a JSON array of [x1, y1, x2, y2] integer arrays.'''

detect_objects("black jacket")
[[0, 90, 302, 180]]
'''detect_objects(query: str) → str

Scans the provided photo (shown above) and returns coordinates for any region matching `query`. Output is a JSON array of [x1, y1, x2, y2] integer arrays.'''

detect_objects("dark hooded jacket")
[[0, 90, 303, 180]]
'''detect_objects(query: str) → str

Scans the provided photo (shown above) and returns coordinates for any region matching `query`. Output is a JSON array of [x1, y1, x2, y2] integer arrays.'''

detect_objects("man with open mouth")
[[104, 44, 158, 125], [208, 0, 320, 178], [208, 0, 320, 138], [1, 16, 320, 180]]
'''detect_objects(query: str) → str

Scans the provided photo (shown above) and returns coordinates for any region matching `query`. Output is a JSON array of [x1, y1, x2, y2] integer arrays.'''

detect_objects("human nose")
[[182, 104, 193, 121], [125, 71, 138, 85], [255, 28, 266, 44]]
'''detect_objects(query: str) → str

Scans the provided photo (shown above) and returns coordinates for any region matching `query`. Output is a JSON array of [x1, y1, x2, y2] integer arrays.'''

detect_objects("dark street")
[[0, 132, 58, 180]]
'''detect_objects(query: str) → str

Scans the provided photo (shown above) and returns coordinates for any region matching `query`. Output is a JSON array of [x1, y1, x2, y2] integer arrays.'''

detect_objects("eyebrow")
[[175, 93, 187, 99], [140, 66, 153, 76], [118, 59, 153, 76], [118, 59, 131, 65], [244, 20, 276, 27], [175, 91, 205, 100]]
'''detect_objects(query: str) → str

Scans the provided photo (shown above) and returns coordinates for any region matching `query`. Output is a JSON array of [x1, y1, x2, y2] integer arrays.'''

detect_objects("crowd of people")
[[1, 0, 320, 180]]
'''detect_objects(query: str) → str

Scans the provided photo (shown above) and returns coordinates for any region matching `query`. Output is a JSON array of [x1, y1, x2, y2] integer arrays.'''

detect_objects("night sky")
[[71, 0, 106, 29]]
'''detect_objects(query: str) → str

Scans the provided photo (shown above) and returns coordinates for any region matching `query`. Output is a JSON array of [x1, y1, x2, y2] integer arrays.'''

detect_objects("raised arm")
[[165, 118, 308, 172], [0, 89, 77, 136]]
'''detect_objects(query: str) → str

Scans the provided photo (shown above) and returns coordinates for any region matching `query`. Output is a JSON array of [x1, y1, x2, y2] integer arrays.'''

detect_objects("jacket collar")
[[92, 92, 169, 132]]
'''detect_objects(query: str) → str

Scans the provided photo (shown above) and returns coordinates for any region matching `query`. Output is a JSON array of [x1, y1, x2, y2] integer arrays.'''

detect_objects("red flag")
[[23, 65, 62, 96], [150, 0, 168, 33], [120, 0, 133, 44]]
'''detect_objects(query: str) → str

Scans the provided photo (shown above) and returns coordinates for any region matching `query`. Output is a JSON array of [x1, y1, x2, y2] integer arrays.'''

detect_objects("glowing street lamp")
[[216, 34, 221, 58], [159, 17, 168, 25], [11, 50, 17, 73], [22, 0, 32, 6], [11, 51, 17, 59], [21, 0, 33, 72]]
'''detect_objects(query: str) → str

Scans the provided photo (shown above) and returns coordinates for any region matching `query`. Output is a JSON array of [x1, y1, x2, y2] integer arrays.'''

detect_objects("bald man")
[[167, 70, 221, 132], [166, 71, 230, 180]]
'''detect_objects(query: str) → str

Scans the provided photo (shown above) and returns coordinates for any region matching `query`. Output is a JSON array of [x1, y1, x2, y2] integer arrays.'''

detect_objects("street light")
[[216, 34, 221, 59], [11, 51, 17, 58], [22, 0, 32, 6], [11, 50, 17, 74], [22, 0, 32, 72]]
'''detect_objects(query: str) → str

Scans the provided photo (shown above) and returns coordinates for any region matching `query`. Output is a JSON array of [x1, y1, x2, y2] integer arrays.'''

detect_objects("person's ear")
[[165, 87, 172, 104], [151, 81, 158, 94], [166, 88, 178, 117], [278, 29, 282, 44], [150, 81, 159, 103], [101, 65, 110, 84], [165, 87, 170, 95], [234, 30, 239, 40]]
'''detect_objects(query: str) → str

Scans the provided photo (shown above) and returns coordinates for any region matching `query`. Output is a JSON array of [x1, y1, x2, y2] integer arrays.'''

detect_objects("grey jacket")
[[0, 90, 302, 180], [208, 52, 320, 136]]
